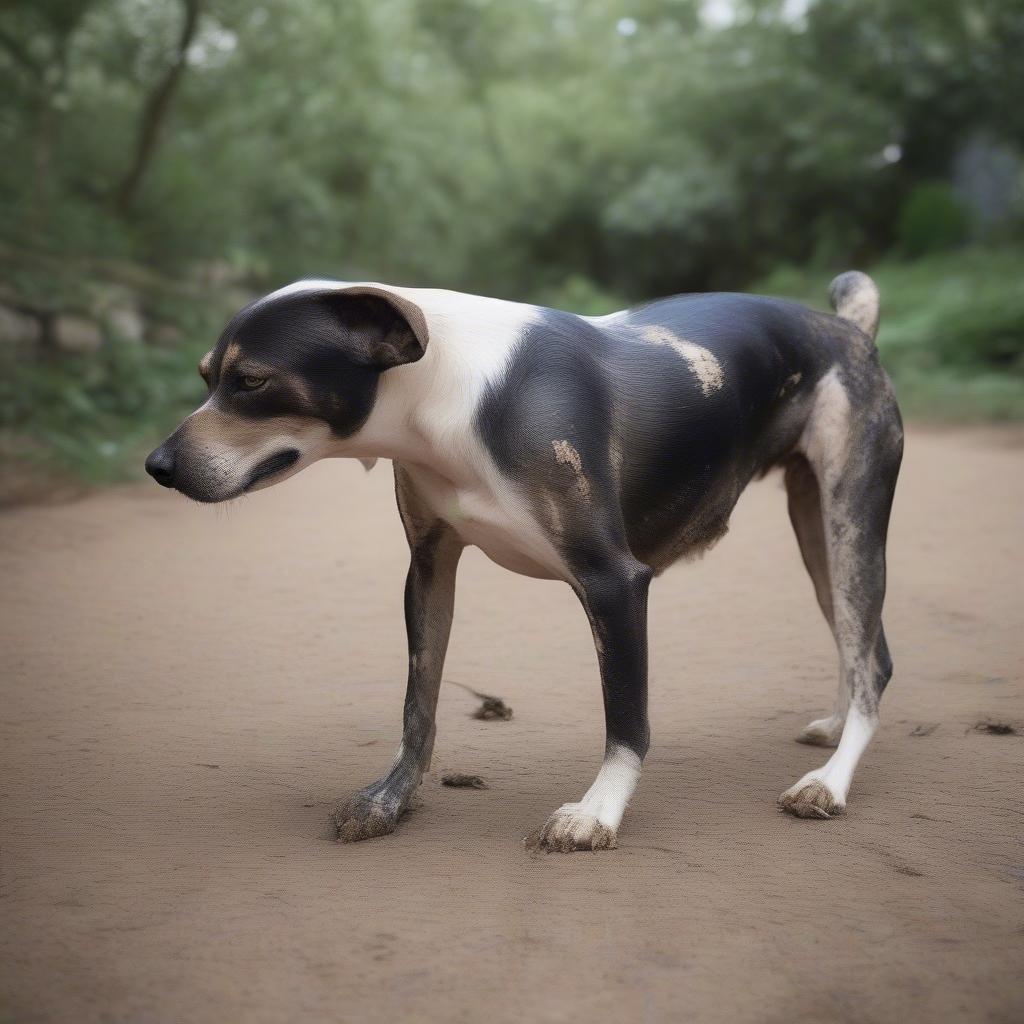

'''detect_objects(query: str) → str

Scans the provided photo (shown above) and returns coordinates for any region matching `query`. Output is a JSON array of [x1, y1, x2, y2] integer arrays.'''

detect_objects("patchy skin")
[[777, 332, 902, 818], [552, 439, 592, 501], [779, 371, 802, 398], [638, 325, 725, 395], [146, 270, 902, 850]]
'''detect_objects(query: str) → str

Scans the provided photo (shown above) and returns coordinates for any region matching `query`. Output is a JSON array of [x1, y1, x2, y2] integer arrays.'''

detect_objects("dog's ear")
[[317, 286, 429, 370]]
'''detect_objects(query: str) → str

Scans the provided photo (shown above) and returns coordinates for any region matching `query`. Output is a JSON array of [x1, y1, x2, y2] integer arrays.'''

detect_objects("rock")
[[106, 306, 145, 343], [54, 314, 102, 353], [0, 305, 42, 345]]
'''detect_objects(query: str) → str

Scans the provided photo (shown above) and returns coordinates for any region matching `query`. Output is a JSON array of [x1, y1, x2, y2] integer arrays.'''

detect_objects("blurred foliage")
[[897, 183, 970, 257], [0, 324, 214, 482], [3, 0, 1022, 297], [1, 0, 1023, 489]]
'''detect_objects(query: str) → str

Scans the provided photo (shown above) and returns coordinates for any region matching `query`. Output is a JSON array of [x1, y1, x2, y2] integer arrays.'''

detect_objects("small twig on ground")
[[446, 679, 513, 720], [973, 718, 1018, 736], [441, 772, 489, 789]]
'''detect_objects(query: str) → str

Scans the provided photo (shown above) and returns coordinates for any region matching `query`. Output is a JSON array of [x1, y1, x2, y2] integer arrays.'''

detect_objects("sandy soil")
[[1, 426, 1022, 1024]]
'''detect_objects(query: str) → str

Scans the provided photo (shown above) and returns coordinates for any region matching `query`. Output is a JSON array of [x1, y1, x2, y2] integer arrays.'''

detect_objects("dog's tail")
[[828, 270, 880, 341]]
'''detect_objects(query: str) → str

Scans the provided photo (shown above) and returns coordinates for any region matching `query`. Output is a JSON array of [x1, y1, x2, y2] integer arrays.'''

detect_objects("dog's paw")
[[778, 774, 846, 820], [524, 805, 617, 853], [796, 715, 843, 747], [330, 791, 404, 843]]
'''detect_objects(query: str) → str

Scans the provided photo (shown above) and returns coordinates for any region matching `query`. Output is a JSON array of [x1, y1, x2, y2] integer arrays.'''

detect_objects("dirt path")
[[2, 427, 1022, 1023]]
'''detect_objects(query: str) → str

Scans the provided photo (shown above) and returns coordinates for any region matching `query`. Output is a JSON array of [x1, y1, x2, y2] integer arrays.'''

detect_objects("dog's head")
[[145, 283, 427, 502]]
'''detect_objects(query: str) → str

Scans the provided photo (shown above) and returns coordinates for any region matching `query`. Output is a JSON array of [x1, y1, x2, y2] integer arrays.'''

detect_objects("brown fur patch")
[[552, 439, 592, 501], [220, 340, 243, 377], [639, 326, 724, 395], [198, 350, 214, 384], [183, 406, 314, 452]]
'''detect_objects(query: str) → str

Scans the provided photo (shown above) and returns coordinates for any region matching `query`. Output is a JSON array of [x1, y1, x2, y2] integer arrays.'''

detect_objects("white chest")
[[399, 462, 566, 581]]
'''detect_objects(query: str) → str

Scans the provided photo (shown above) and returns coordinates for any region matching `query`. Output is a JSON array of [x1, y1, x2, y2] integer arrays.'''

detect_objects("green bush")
[[932, 294, 1024, 370], [0, 331, 211, 483], [897, 183, 971, 258]]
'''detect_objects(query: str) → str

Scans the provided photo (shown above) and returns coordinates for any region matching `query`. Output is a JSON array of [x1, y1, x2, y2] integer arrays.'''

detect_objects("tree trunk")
[[113, 0, 201, 215], [30, 36, 72, 243]]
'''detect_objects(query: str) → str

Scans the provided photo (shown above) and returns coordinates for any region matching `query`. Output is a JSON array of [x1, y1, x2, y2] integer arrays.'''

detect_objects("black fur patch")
[[208, 290, 421, 438], [476, 294, 841, 568]]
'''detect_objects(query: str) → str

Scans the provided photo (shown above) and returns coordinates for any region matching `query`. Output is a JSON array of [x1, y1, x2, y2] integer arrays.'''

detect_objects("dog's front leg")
[[527, 554, 652, 852], [332, 512, 463, 843]]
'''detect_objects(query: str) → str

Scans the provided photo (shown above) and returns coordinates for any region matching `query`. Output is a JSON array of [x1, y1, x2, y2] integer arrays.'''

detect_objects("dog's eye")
[[239, 375, 267, 390]]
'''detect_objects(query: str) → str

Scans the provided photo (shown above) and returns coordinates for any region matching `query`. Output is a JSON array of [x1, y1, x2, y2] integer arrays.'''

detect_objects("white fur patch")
[[798, 368, 851, 485], [312, 282, 539, 460], [822, 705, 877, 801], [574, 743, 642, 830], [783, 704, 877, 812], [798, 368, 871, 704], [530, 744, 641, 849]]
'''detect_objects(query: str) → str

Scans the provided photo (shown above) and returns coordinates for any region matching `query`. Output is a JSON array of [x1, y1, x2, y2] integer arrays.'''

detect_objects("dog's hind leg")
[[779, 369, 902, 819], [784, 454, 846, 747], [333, 467, 463, 842]]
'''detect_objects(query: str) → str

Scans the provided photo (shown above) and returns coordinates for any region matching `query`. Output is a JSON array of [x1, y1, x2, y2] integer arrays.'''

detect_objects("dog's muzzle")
[[245, 449, 300, 491], [144, 437, 303, 502]]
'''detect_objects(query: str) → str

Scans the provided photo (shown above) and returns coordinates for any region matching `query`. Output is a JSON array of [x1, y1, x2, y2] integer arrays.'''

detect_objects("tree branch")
[[113, 0, 201, 215]]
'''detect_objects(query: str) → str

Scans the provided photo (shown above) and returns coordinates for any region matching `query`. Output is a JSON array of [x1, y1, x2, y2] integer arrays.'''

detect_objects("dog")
[[145, 273, 903, 851]]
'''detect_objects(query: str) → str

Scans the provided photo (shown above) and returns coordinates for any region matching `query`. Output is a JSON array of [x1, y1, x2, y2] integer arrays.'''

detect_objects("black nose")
[[145, 446, 175, 487]]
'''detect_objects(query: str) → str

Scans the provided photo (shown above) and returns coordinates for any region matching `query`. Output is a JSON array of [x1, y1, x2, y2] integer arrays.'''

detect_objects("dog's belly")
[[454, 512, 563, 579], [626, 482, 739, 571], [401, 463, 566, 581]]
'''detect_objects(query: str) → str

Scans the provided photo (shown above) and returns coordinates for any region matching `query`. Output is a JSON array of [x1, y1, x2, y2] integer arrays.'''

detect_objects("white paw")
[[524, 804, 617, 853], [796, 715, 843, 747], [778, 772, 846, 819]]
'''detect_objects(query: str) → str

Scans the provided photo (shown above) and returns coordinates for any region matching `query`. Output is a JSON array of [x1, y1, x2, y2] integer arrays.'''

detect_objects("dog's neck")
[[330, 291, 537, 483], [333, 349, 467, 472]]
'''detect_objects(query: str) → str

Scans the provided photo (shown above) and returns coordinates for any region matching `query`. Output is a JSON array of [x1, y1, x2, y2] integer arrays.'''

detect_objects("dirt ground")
[[1, 426, 1022, 1024]]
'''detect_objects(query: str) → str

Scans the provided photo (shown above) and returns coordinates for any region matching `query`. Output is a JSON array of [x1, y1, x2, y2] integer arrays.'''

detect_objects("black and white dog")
[[146, 274, 903, 851]]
